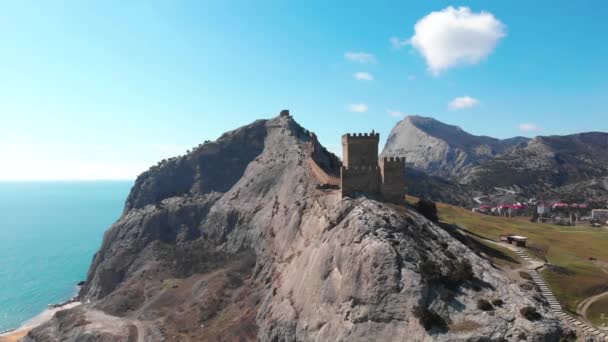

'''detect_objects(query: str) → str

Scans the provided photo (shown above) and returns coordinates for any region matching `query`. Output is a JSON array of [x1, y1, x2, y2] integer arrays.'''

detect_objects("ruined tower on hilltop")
[[340, 132, 406, 202]]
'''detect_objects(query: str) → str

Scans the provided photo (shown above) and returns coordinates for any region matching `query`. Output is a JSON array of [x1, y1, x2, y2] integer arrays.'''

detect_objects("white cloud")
[[344, 51, 377, 64], [448, 96, 480, 110], [354, 72, 374, 81], [519, 123, 543, 132], [348, 103, 368, 113], [387, 109, 408, 118], [409, 6, 506, 75], [390, 36, 408, 49], [407, 75, 416, 81]]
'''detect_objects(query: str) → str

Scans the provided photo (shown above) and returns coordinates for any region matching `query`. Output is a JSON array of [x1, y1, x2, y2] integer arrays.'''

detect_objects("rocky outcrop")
[[381, 116, 528, 179], [405, 168, 475, 207], [25, 113, 562, 341]]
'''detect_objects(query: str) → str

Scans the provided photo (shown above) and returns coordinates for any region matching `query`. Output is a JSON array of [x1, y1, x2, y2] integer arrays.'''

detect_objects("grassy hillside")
[[414, 196, 608, 320], [587, 295, 608, 327]]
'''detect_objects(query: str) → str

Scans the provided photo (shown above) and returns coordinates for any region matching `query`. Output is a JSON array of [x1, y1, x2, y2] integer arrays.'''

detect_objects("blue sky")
[[1, 1, 607, 180]]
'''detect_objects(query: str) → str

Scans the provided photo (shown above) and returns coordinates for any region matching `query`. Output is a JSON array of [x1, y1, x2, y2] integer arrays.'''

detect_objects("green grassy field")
[[587, 295, 608, 327], [416, 197, 608, 320]]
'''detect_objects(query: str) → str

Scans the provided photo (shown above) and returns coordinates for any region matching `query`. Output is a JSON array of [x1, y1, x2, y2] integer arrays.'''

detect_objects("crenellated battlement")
[[380, 156, 406, 169], [342, 132, 380, 139], [381, 156, 406, 163], [343, 132, 380, 139], [341, 164, 380, 174]]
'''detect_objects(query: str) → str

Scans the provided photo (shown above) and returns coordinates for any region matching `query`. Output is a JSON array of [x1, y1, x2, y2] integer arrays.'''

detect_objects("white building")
[[592, 209, 608, 223], [537, 203, 551, 215]]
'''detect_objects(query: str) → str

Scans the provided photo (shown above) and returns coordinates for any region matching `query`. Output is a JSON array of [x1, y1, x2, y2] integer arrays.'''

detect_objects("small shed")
[[508, 235, 528, 247], [500, 234, 528, 247]]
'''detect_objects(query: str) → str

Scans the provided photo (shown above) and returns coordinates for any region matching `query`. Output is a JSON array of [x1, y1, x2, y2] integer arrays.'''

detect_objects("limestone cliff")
[[381, 116, 528, 179], [25, 113, 561, 341]]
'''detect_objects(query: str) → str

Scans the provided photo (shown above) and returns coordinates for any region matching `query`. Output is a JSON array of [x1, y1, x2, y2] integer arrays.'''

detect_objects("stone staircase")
[[513, 248, 608, 341]]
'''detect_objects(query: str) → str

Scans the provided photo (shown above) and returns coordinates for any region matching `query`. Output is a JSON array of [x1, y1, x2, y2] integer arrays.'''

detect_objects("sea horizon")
[[0, 180, 132, 332]]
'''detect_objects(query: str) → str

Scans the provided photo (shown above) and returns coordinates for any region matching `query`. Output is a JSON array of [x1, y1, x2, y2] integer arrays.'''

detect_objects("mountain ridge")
[[383, 115, 608, 205], [381, 115, 529, 179], [24, 112, 561, 341]]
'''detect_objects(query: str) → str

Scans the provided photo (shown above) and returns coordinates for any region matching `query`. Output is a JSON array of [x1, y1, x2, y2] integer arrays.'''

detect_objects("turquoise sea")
[[0, 181, 132, 332]]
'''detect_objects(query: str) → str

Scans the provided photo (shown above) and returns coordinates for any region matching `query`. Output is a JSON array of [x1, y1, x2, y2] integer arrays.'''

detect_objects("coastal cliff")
[[24, 113, 561, 341]]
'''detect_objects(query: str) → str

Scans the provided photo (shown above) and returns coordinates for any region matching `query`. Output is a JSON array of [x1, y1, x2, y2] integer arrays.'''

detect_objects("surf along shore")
[[0, 302, 81, 342]]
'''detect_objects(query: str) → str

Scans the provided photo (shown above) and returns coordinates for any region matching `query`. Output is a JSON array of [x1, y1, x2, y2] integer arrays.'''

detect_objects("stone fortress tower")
[[340, 131, 406, 202]]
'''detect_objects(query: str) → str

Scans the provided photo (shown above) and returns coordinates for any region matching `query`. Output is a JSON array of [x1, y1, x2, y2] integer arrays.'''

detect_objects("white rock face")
[[381, 116, 528, 179]]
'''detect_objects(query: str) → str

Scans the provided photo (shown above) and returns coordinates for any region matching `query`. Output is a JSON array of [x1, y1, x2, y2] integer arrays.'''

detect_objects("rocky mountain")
[[540, 176, 608, 208], [382, 116, 529, 179], [25, 113, 561, 341], [463, 133, 608, 197], [383, 116, 608, 206]]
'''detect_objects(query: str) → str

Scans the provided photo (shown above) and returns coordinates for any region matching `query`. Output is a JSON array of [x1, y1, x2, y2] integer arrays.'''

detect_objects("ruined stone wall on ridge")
[[341, 133, 379, 168], [308, 159, 340, 186], [380, 157, 406, 202], [305, 131, 341, 186], [340, 165, 381, 198]]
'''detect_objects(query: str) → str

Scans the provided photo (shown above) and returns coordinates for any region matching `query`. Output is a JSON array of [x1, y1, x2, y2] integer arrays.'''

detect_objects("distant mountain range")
[[382, 116, 608, 206]]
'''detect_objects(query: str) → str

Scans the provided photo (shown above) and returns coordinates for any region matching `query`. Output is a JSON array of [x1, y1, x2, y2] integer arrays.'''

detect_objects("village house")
[[537, 203, 551, 216], [495, 203, 527, 217], [592, 209, 608, 224]]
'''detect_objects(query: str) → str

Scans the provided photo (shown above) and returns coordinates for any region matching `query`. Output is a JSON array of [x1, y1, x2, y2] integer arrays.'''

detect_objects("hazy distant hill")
[[540, 176, 608, 208], [383, 116, 608, 205], [463, 133, 608, 197], [405, 167, 475, 207], [382, 116, 529, 179]]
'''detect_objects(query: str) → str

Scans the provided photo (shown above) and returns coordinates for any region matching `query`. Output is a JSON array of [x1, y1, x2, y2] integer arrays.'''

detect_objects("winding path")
[[578, 291, 608, 328], [80, 308, 148, 342], [473, 196, 488, 204], [454, 225, 608, 339], [494, 187, 517, 195], [511, 248, 608, 340]]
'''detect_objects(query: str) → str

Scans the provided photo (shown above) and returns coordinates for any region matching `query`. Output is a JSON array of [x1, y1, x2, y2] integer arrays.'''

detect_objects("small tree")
[[413, 306, 448, 332], [520, 306, 541, 321], [477, 299, 494, 311], [415, 199, 439, 222], [491, 299, 504, 307]]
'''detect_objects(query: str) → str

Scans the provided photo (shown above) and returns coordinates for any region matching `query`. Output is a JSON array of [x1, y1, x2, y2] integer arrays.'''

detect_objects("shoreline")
[[0, 284, 84, 342], [0, 302, 82, 341]]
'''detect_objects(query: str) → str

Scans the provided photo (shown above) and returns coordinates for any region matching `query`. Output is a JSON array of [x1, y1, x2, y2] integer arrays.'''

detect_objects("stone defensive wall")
[[306, 132, 340, 186], [340, 165, 381, 197], [307, 158, 340, 186]]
